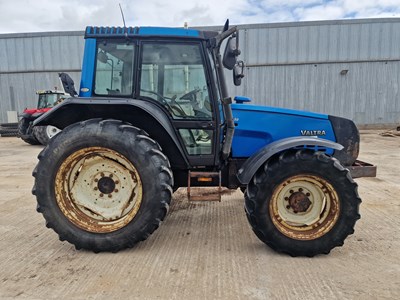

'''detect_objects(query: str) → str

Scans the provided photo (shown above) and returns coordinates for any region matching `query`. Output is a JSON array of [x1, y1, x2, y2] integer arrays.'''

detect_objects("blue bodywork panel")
[[79, 38, 96, 97], [138, 27, 199, 37], [231, 103, 336, 158]]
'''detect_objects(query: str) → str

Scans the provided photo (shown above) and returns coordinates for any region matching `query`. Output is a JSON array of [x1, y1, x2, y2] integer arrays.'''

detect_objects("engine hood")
[[230, 103, 336, 158]]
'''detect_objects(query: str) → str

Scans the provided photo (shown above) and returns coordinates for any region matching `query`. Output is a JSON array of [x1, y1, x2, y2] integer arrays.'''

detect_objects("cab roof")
[[85, 26, 218, 40]]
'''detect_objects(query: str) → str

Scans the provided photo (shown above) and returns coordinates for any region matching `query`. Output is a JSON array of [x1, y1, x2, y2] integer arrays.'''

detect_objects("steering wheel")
[[140, 89, 170, 105], [140, 89, 186, 116], [179, 88, 201, 101]]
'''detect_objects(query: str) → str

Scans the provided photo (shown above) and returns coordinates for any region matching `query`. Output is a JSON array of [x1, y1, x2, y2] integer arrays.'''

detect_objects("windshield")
[[37, 93, 65, 109]]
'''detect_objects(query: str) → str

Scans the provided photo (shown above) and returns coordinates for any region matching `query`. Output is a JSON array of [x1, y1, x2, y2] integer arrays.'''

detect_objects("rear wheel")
[[33, 125, 61, 145], [33, 119, 173, 252], [245, 149, 361, 257]]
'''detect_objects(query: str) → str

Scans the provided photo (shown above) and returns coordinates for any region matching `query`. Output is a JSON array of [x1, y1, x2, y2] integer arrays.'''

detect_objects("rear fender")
[[236, 136, 343, 184], [19, 112, 35, 120], [34, 98, 189, 168], [31, 112, 46, 119]]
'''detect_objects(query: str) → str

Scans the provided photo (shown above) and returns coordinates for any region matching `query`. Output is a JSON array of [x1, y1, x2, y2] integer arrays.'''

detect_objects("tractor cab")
[[92, 37, 216, 156], [36, 90, 68, 109], [38, 24, 242, 169]]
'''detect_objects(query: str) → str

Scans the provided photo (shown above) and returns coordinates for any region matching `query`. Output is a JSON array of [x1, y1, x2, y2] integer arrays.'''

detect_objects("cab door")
[[138, 41, 219, 166]]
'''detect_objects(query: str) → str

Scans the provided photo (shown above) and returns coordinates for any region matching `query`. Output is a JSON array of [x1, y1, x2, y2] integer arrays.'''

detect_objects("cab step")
[[187, 171, 221, 202]]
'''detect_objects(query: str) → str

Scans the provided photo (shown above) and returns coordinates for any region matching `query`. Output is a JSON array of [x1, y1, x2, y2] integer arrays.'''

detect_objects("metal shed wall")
[[226, 19, 400, 126], [0, 18, 399, 126], [0, 32, 83, 123]]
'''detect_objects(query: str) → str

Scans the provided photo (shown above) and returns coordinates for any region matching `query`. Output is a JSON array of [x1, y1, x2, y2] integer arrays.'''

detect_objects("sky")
[[0, 0, 400, 34]]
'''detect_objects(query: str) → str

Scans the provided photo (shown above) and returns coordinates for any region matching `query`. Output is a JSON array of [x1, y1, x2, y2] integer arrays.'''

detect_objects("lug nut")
[[284, 197, 289, 201], [94, 178, 98, 182], [306, 193, 310, 197], [114, 189, 119, 193], [299, 188, 303, 192], [100, 173, 104, 177], [286, 205, 291, 209], [94, 187, 98, 191], [289, 190, 294, 194], [115, 180, 119, 184], [109, 174, 113, 178], [108, 194, 112, 198], [100, 193, 104, 197]]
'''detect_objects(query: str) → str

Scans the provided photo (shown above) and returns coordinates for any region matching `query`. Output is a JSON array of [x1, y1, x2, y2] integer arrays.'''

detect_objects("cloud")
[[0, 0, 399, 34], [124, 0, 251, 27], [294, 3, 345, 21]]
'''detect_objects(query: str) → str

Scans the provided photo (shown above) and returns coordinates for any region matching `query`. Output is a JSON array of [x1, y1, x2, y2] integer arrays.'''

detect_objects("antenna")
[[223, 19, 229, 32], [119, 3, 127, 37]]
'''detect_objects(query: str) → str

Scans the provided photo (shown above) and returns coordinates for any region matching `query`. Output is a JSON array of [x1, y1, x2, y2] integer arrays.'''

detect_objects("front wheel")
[[18, 117, 40, 145], [245, 150, 361, 257], [33, 119, 173, 252]]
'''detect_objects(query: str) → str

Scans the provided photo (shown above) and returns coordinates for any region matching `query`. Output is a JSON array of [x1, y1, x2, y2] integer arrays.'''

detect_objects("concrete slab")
[[0, 132, 398, 299]]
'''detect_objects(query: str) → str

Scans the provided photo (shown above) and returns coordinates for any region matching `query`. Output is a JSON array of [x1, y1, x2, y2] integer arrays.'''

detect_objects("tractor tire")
[[0, 131, 18, 137], [245, 149, 361, 257], [0, 129, 18, 137], [33, 119, 173, 252], [33, 125, 61, 145], [18, 118, 40, 145], [0, 122, 18, 129]]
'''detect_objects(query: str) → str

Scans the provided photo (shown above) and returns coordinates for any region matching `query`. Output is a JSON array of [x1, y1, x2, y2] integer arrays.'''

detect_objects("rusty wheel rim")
[[55, 147, 143, 233], [269, 175, 340, 241]]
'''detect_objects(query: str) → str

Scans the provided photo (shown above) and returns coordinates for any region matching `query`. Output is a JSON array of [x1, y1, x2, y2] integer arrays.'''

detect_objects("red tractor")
[[18, 73, 77, 145]]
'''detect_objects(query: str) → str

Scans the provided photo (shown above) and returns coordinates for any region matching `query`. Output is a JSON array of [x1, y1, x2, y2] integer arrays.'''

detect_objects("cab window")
[[94, 42, 135, 96], [139, 42, 212, 120]]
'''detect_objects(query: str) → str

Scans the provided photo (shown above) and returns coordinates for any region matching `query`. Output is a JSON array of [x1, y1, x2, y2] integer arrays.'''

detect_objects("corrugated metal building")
[[227, 18, 400, 127], [0, 18, 399, 126], [0, 31, 83, 123]]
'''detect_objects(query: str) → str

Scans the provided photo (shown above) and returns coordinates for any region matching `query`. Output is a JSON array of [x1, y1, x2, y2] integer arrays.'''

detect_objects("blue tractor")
[[32, 22, 376, 256]]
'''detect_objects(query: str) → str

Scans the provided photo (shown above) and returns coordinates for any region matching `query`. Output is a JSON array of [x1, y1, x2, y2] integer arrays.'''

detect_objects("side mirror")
[[233, 61, 245, 86], [223, 36, 240, 70], [59, 73, 78, 97], [97, 51, 109, 64]]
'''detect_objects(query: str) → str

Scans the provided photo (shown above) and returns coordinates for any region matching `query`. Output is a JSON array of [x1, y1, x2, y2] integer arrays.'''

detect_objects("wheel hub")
[[55, 147, 143, 233], [269, 174, 340, 240], [289, 192, 312, 213], [97, 176, 116, 194]]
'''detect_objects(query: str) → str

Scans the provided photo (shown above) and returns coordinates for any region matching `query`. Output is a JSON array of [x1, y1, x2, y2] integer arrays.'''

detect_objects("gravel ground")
[[0, 131, 399, 299]]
